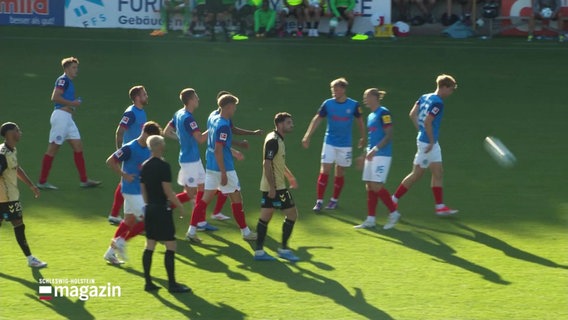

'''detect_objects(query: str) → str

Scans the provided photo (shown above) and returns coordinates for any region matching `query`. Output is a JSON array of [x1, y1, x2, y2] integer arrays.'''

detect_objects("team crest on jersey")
[[431, 107, 440, 115], [346, 108, 352, 114], [115, 149, 124, 158], [57, 79, 66, 87], [219, 133, 228, 141], [120, 116, 130, 125], [382, 115, 392, 124], [190, 121, 198, 130], [267, 150, 274, 158]]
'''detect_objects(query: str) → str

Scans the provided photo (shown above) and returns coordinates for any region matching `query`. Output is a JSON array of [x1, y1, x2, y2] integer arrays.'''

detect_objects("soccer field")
[[1, 27, 567, 320]]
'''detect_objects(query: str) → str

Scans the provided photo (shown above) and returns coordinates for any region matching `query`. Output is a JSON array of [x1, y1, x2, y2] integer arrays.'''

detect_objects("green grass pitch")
[[0, 27, 567, 319]]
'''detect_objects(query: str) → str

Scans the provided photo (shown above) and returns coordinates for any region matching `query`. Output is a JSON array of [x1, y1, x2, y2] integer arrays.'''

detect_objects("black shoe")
[[144, 283, 161, 292], [169, 283, 191, 293]]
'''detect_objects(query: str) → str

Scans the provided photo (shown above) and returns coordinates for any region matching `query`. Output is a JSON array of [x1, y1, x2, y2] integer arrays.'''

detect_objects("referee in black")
[[140, 135, 190, 293]]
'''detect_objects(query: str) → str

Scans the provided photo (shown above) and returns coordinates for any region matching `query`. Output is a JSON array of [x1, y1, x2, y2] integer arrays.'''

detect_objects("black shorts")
[[206, 0, 225, 14], [261, 189, 295, 210], [0, 201, 23, 222], [144, 204, 176, 241], [337, 7, 351, 20]]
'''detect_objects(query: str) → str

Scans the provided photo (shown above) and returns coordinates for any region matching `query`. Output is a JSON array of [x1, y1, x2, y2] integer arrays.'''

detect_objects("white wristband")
[[371, 146, 379, 153]]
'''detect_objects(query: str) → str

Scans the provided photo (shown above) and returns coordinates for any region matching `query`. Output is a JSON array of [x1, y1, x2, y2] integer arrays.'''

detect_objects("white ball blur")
[[541, 7, 553, 19], [484, 136, 517, 168]]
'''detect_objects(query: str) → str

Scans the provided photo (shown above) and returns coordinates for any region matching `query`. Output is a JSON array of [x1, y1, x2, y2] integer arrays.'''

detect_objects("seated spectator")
[[255, 0, 277, 37], [205, 0, 232, 41], [305, 0, 324, 37], [190, 0, 208, 36], [329, 0, 355, 36], [279, 0, 307, 37], [236, 0, 262, 35], [150, 0, 192, 36], [528, 0, 565, 42], [414, 0, 436, 24], [392, 0, 410, 22]]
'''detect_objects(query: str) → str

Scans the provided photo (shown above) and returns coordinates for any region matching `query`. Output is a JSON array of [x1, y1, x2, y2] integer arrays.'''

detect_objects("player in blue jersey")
[[108, 86, 149, 225], [103, 121, 163, 265], [37, 57, 101, 190], [392, 74, 458, 216], [302, 77, 365, 211], [354, 88, 401, 230], [162, 88, 217, 232], [185, 94, 257, 243]]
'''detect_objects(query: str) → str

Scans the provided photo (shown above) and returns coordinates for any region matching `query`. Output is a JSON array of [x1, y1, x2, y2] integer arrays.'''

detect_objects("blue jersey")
[[171, 108, 201, 163], [207, 109, 233, 130], [367, 106, 393, 157], [119, 105, 147, 145], [318, 97, 362, 147], [53, 74, 75, 110], [113, 139, 150, 195], [416, 93, 444, 144], [205, 116, 234, 172]]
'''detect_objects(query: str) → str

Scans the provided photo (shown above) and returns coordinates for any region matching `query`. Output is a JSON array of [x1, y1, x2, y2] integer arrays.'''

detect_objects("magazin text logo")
[[0, 0, 49, 15], [38, 278, 121, 301]]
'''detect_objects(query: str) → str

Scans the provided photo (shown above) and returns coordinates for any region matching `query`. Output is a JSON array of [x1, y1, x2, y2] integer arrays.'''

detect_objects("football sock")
[[39, 154, 54, 184], [171, 192, 190, 209], [165, 250, 176, 287], [114, 221, 130, 239], [378, 188, 397, 213], [73, 152, 88, 183], [110, 183, 123, 217], [196, 190, 204, 204], [432, 186, 443, 205], [125, 221, 145, 240], [14, 224, 31, 257], [394, 184, 408, 200], [316, 173, 328, 200], [213, 192, 228, 214], [256, 219, 269, 250], [231, 202, 247, 229], [282, 219, 296, 249], [189, 200, 207, 228], [367, 190, 378, 217], [332, 176, 345, 199], [142, 249, 154, 285]]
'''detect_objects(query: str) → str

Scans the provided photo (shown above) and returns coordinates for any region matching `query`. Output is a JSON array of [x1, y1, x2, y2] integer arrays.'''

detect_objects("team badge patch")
[[219, 133, 228, 141], [120, 116, 130, 125], [57, 79, 66, 87], [382, 115, 392, 124], [190, 121, 198, 130], [115, 149, 124, 158], [431, 107, 440, 115]]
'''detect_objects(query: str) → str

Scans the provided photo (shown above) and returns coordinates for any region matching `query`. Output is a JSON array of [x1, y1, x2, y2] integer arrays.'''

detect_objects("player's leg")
[[38, 111, 67, 188], [429, 161, 458, 215], [227, 190, 257, 240], [124, 195, 146, 241], [277, 193, 300, 262], [254, 203, 276, 260], [107, 196, 138, 262], [142, 238, 159, 291], [186, 170, 217, 242], [7, 204, 47, 268], [108, 181, 124, 224], [314, 143, 334, 211], [38, 142, 60, 189], [211, 190, 230, 220], [68, 138, 101, 187], [326, 146, 351, 209], [392, 142, 429, 203]]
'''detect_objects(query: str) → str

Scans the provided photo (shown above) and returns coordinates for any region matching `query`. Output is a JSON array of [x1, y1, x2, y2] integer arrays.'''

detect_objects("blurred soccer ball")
[[484, 136, 517, 168], [541, 7, 553, 19], [329, 17, 339, 28]]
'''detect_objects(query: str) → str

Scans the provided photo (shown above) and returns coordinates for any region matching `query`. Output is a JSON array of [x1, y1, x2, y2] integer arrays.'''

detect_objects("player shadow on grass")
[[0, 269, 95, 319], [119, 265, 246, 319], [403, 221, 568, 270], [236, 246, 394, 320]]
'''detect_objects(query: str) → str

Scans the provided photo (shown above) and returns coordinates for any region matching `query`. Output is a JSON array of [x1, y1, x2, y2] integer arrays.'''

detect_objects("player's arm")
[[115, 126, 126, 149], [193, 130, 207, 144], [346, 0, 355, 12], [140, 182, 148, 204], [232, 139, 250, 149], [16, 166, 40, 198], [423, 115, 435, 152], [232, 126, 263, 136], [51, 86, 80, 108], [163, 181, 186, 216], [106, 148, 135, 182], [367, 125, 393, 160], [263, 138, 279, 197], [302, 114, 323, 148], [409, 102, 420, 131], [355, 106, 366, 148], [284, 166, 298, 189], [215, 142, 227, 185], [163, 121, 178, 140], [231, 148, 245, 161]]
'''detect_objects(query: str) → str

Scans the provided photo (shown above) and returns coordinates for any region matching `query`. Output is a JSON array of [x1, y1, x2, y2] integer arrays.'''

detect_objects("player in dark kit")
[[140, 135, 190, 293]]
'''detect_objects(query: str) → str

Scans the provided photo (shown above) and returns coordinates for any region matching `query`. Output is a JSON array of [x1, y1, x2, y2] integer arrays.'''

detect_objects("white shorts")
[[321, 143, 352, 167], [362, 156, 392, 183], [204, 170, 240, 194], [49, 109, 81, 145], [123, 194, 146, 220], [413, 141, 442, 168], [177, 160, 205, 187]]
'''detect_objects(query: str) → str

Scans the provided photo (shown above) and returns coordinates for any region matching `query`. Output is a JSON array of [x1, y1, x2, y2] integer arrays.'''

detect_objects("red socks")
[[432, 186, 443, 205], [367, 190, 378, 216], [394, 184, 408, 200], [73, 152, 88, 182], [125, 221, 145, 240], [231, 202, 247, 229], [190, 200, 207, 227], [332, 176, 345, 199], [39, 154, 54, 184], [316, 173, 329, 200], [213, 192, 228, 214], [377, 188, 397, 212], [110, 183, 123, 217], [113, 221, 130, 239]]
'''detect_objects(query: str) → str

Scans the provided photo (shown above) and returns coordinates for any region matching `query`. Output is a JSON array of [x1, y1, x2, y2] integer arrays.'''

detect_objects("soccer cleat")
[[112, 238, 127, 260], [277, 248, 300, 262], [324, 199, 338, 210], [383, 211, 401, 230], [254, 250, 277, 261], [211, 212, 231, 221], [243, 232, 258, 241], [80, 179, 102, 188], [197, 223, 219, 232], [169, 283, 191, 293], [185, 233, 202, 244], [312, 201, 323, 212], [354, 220, 376, 229], [107, 215, 122, 225], [104, 252, 124, 265], [37, 182, 58, 190], [144, 283, 161, 292], [435, 206, 459, 216], [28, 256, 47, 268]]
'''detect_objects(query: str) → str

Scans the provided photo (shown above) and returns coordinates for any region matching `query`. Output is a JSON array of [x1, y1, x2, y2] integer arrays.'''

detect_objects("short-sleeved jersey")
[[171, 108, 201, 163], [205, 116, 234, 172], [317, 97, 361, 147], [113, 139, 150, 195], [207, 109, 234, 130], [53, 74, 75, 110], [367, 106, 393, 157], [260, 131, 287, 191], [416, 93, 444, 144], [0, 144, 19, 202], [140, 157, 172, 206], [119, 105, 147, 145]]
